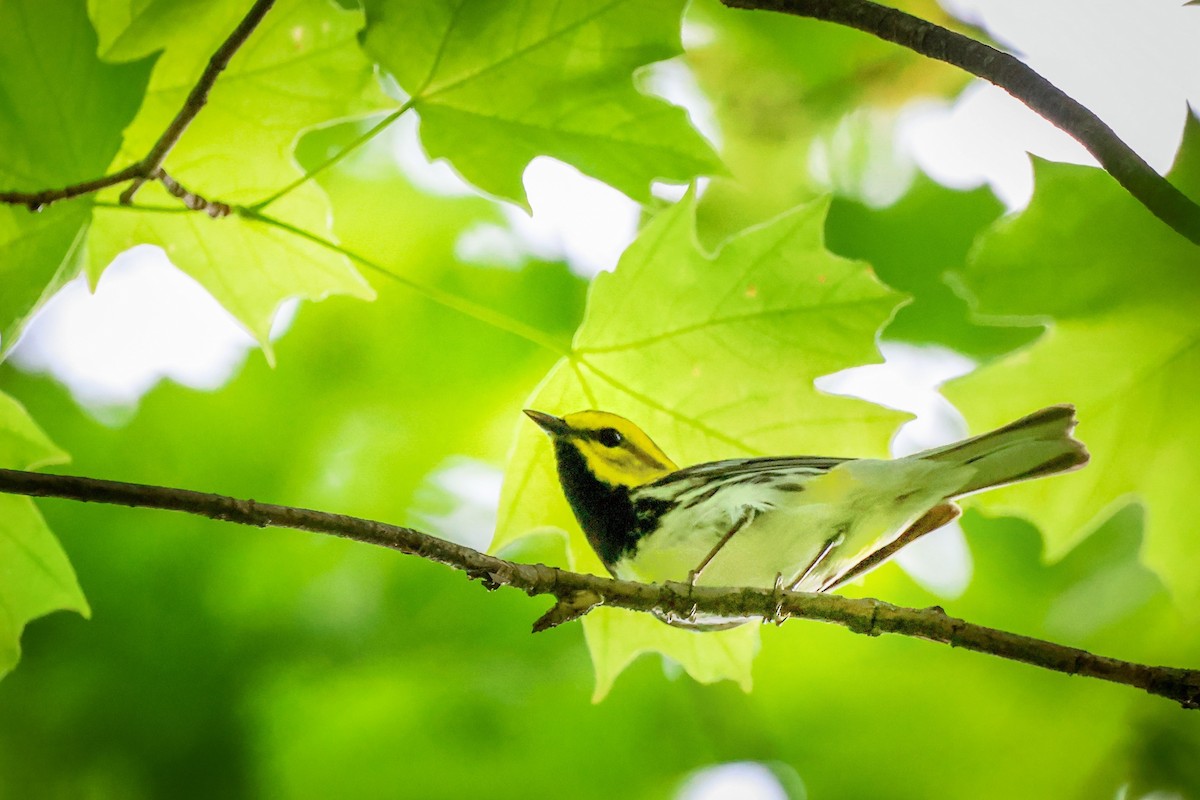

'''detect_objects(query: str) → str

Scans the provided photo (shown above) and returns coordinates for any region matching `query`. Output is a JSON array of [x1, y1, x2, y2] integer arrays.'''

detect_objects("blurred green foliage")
[[1, 0, 1198, 798]]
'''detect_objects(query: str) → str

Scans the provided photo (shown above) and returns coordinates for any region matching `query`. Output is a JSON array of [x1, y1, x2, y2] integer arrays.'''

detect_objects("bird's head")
[[524, 409, 677, 488]]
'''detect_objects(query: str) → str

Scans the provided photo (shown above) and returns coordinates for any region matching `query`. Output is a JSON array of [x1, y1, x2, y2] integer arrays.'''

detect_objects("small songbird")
[[526, 405, 1088, 628]]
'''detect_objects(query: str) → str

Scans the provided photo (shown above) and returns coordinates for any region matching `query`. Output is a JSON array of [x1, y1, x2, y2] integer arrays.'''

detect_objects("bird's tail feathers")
[[916, 404, 1090, 497]]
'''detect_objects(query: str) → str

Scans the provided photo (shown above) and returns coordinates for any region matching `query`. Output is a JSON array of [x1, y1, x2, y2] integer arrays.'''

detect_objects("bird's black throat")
[[552, 440, 643, 570]]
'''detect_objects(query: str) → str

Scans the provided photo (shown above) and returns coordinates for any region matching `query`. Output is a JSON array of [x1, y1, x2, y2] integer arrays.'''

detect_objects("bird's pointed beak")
[[524, 409, 570, 436]]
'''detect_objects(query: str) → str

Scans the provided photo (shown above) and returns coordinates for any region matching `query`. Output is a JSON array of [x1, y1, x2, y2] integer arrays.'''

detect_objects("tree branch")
[[1, 467, 1196, 708], [154, 169, 232, 218], [0, 164, 145, 212], [720, 0, 1200, 247], [119, 0, 276, 204], [0, 0, 276, 211]]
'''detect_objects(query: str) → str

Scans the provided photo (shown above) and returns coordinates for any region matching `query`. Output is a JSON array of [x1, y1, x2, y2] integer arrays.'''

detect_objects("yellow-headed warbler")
[[526, 405, 1088, 628]]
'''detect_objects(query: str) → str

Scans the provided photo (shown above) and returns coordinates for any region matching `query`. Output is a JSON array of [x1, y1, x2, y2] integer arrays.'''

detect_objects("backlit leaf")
[[86, 0, 385, 349], [496, 190, 906, 696], [0, 0, 150, 354], [0, 392, 84, 680], [946, 113, 1200, 607], [359, 0, 721, 206]]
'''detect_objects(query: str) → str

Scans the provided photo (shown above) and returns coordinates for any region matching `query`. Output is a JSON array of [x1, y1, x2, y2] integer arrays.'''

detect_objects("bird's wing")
[[623, 455, 859, 591], [632, 455, 852, 506], [645, 456, 850, 486]]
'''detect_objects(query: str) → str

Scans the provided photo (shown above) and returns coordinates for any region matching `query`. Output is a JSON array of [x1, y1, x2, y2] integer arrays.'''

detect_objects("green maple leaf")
[[86, 0, 386, 350], [0, 0, 150, 355], [0, 392, 85, 680], [359, 0, 721, 207], [946, 113, 1200, 608], [494, 190, 905, 698]]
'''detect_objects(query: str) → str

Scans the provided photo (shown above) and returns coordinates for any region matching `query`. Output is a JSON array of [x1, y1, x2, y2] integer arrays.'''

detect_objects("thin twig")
[[720, 0, 1200, 246], [0, 0, 276, 211], [155, 169, 232, 218], [1, 467, 1196, 708], [120, 0, 277, 204], [0, 164, 145, 211], [248, 105, 411, 211]]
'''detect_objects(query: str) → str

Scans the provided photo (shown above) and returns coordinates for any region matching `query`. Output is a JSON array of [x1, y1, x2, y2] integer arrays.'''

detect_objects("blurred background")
[[1, 0, 1199, 797]]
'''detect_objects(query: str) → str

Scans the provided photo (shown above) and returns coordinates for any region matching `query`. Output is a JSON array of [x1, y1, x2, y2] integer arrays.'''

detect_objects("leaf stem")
[[249, 104, 413, 211], [240, 206, 570, 355], [119, 0, 278, 204], [92, 200, 570, 354], [2, 466, 1196, 708]]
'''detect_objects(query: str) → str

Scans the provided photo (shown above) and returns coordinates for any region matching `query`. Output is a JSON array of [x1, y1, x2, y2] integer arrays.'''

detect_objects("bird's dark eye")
[[597, 427, 623, 448]]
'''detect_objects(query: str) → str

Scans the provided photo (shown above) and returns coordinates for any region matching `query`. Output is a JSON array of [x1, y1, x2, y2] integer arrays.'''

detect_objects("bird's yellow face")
[[525, 409, 677, 488]]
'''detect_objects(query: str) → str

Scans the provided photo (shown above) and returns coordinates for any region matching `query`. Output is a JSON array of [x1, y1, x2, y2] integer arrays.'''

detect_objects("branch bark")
[[0, 164, 145, 212], [1, 467, 1196, 709], [720, 0, 1200, 246], [0, 0, 276, 211], [154, 169, 232, 218], [119, 0, 276, 204]]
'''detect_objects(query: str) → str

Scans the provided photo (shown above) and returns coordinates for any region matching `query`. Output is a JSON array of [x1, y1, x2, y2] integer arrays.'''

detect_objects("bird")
[[525, 405, 1089, 628]]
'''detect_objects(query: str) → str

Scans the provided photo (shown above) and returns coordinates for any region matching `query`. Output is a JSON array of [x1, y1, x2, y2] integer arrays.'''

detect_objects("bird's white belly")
[[614, 458, 968, 592], [615, 503, 836, 587]]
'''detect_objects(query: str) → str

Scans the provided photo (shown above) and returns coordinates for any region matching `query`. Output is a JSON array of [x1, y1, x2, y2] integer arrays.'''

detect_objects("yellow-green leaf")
[[360, 0, 721, 206], [0, 392, 84, 680], [0, 0, 150, 354], [88, 186, 373, 351], [86, 0, 385, 349], [946, 113, 1200, 608], [496, 190, 905, 697]]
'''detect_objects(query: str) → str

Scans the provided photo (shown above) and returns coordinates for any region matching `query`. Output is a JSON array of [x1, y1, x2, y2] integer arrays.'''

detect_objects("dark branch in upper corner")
[[0, 0, 276, 213], [0, 467, 1196, 709], [720, 0, 1200, 247]]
